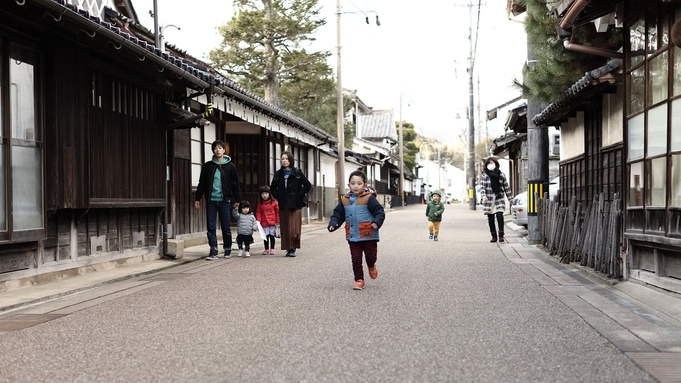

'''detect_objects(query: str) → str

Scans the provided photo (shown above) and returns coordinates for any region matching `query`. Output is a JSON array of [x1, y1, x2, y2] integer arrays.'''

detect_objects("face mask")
[[487, 164, 495, 171]]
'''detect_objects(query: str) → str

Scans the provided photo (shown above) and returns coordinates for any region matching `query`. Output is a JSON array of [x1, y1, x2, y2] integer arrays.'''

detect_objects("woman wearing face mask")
[[480, 157, 513, 242]]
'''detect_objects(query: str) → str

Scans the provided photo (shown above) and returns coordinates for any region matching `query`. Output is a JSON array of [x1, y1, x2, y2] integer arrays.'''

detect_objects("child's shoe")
[[269, 249, 276, 255], [368, 265, 378, 279], [434, 236, 439, 241], [237, 249, 243, 257], [353, 279, 365, 290], [245, 251, 251, 257], [263, 249, 269, 255], [429, 233, 433, 240]]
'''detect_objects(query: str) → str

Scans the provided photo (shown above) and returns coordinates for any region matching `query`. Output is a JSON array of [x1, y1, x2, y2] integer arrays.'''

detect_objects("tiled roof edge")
[[33, 0, 333, 142], [532, 58, 623, 126]]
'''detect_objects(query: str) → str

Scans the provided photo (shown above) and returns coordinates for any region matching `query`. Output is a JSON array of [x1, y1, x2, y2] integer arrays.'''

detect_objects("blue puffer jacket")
[[328, 188, 386, 242]]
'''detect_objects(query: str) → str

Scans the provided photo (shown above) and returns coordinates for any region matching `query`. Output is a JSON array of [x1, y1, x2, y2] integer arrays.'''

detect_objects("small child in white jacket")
[[233, 200, 258, 257]]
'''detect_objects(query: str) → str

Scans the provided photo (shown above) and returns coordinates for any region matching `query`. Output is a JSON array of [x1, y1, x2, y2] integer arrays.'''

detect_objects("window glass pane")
[[647, 10, 658, 54], [675, 46, 681, 96], [191, 164, 201, 187], [204, 143, 211, 162], [275, 144, 282, 166], [671, 154, 681, 207], [0, 42, 3, 139], [630, 161, 644, 207], [190, 126, 201, 140], [629, 17, 646, 67], [648, 51, 668, 106], [10, 50, 38, 141], [661, 8, 669, 47], [0, 147, 5, 230], [12, 146, 42, 230], [190, 140, 201, 162], [647, 157, 666, 206], [628, 114, 645, 160], [205, 122, 216, 142], [672, 99, 681, 151], [648, 104, 668, 156], [629, 67, 645, 114]]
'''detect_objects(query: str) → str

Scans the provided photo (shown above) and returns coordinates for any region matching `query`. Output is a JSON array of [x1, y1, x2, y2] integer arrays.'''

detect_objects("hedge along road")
[[0, 204, 654, 382]]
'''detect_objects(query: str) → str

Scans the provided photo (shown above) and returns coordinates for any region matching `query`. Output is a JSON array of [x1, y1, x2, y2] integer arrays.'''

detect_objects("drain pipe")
[[559, 0, 588, 29], [556, 0, 623, 59], [163, 79, 215, 258]]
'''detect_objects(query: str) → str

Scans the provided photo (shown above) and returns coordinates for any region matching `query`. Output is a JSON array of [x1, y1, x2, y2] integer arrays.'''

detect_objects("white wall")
[[320, 154, 337, 188], [417, 159, 466, 202], [561, 111, 586, 160], [602, 88, 624, 147]]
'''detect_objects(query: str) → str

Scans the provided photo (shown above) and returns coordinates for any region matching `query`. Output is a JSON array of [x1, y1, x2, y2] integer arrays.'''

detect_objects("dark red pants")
[[349, 241, 378, 281]]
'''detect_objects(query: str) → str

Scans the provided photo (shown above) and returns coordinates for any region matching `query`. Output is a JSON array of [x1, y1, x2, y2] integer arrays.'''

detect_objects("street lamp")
[[335, 1, 379, 197], [159, 24, 181, 53]]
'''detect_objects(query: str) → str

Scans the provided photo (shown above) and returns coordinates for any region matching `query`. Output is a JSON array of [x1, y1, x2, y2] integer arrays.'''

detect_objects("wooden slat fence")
[[537, 192, 622, 279]]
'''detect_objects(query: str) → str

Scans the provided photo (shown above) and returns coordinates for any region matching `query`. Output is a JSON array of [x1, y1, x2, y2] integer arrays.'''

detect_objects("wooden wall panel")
[[88, 66, 165, 202]]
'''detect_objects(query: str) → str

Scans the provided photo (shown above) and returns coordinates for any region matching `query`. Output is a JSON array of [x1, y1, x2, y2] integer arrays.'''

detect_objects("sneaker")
[[263, 249, 270, 255], [434, 236, 439, 241], [223, 252, 231, 259], [237, 249, 243, 257], [269, 249, 276, 255], [353, 279, 365, 290], [286, 249, 296, 257], [245, 251, 251, 257], [206, 254, 218, 261], [429, 233, 433, 240], [368, 265, 378, 279]]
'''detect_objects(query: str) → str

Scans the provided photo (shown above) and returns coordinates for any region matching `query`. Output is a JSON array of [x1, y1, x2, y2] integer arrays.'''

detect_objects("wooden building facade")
[[0, 0, 335, 287], [528, 0, 681, 294]]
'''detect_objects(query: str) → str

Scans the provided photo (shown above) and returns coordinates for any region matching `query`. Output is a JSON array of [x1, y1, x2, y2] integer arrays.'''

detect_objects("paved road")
[[0, 205, 666, 382]]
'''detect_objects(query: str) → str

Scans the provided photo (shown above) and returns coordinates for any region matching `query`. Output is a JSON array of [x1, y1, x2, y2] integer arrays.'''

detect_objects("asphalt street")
[[0, 204, 675, 382]]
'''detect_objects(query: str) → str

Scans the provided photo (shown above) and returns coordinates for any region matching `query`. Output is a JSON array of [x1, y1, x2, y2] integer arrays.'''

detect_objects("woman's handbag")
[[275, 223, 281, 238]]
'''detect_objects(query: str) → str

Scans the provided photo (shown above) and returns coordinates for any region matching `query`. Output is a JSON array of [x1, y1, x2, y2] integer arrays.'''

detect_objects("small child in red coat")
[[256, 186, 280, 255]]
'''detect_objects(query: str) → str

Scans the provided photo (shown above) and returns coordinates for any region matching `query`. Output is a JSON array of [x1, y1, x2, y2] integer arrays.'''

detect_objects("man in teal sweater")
[[195, 140, 241, 260]]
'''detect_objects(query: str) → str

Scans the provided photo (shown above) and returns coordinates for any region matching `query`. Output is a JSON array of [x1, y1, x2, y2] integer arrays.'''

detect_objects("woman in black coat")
[[269, 151, 312, 257]]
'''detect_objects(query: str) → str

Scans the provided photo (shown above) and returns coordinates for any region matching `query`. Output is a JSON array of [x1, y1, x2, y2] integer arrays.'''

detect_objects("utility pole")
[[335, 0, 345, 197], [526, 1, 549, 243], [153, 0, 160, 48], [467, 0, 476, 210], [398, 93, 404, 206], [335, 3, 379, 198]]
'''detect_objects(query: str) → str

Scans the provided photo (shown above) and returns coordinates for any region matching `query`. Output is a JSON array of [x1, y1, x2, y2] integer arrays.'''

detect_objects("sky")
[[130, 0, 527, 147]]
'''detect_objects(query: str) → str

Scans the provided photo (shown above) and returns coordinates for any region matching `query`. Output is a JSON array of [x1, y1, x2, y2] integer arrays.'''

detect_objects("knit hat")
[[431, 189, 442, 197]]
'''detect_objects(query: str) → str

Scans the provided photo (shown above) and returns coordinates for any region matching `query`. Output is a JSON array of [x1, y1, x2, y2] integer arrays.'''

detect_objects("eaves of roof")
[[353, 137, 391, 156], [28, 0, 334, 142], [553, 0, 620, 28], [532, 58, 623, 126], [505, 103, 527, 134], [491, 132, 525, 155]]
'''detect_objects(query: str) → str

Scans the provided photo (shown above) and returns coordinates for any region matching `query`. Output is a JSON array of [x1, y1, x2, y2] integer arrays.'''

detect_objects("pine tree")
[[209, 0, 351, 138], [517, 0, 622, 104], [209, 0, 329, 108]]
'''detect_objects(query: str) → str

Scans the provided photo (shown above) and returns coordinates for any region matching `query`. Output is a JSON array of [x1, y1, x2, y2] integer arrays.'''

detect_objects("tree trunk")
[[263, 0, 280, 107]]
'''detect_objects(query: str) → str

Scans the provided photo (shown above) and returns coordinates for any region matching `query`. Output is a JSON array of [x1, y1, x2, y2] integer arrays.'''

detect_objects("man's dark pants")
[[206, 200, 232, 256]]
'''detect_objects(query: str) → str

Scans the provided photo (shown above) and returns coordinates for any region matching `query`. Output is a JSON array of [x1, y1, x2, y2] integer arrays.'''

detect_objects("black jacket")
[[195, 159, 241, 203], [270, 167, 312, 210]]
